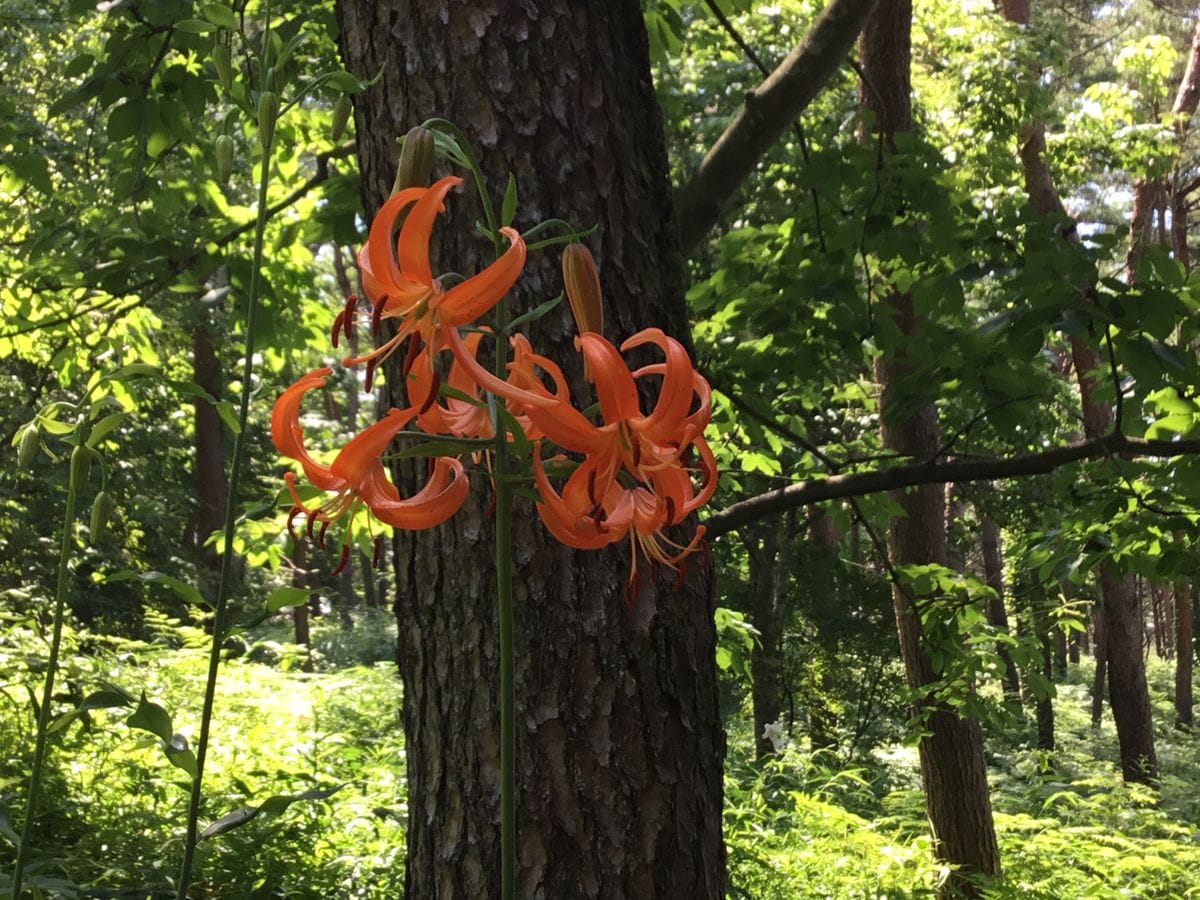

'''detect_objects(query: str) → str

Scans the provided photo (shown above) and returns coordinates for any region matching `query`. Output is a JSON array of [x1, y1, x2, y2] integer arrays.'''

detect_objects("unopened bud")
[[90, 491, 114, 540], [562, 244, 604, 380], [17, 426, 39, 468], [212, 43, 232, 92], [392, 126, 435, 193], [265, 66, 278, 93], [331, 95, 352, 142], [214, 134, 235, 183], [70, 445, 94, 490], [257, 90, 277, 149]]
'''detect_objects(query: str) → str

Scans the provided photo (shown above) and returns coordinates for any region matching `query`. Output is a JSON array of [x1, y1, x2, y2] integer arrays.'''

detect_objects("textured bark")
[[1091, 603, 1107, 727], [999, 0, 1158, 786], [807, 508, 839, 753], [336, 4, 724, 897], [980, 515, 1021, 699], [862, 1, 1000, 890], [1176, 582, 1194, 728], [675, 0, 879, 252], [191, 320, 227, 575]]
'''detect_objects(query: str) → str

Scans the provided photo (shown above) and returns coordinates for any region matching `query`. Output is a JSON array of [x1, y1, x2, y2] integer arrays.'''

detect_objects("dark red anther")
[[331, 311, 346, 349], [419, 371, 441, 414], [306, 513, 317, 539], [631, 438, 641, 469], [343, 294, 356, 340], [673, 558, 688, 592], [331, 543, 351, 576], [587, 467, 599, 505], [317, 519, 331, 549], [364, 359, 377, 393], [484, 480, 497, 518], [371, 295, 387, 335], [287, 507, 303, 541], [665, 496, 677, 525], [402, 332, 423, 378], [372, 536, 383, 568]]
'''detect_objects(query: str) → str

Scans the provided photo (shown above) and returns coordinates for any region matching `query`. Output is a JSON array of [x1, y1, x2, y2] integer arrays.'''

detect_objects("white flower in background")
[[762, 720, 788, 752]]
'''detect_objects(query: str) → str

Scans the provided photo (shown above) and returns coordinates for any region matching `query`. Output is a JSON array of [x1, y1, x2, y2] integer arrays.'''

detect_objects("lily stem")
[[175, 109, 275, 900], [10, 427, 84, 899]]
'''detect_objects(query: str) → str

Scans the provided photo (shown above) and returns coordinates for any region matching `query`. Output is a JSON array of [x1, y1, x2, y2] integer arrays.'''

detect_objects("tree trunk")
[[744, 524, 785, 760], [980, 515, 1021, 699], [808, 508, 839, 754], [999, 0, 1159, 786], [1091, 602, 1107, 728], [1177, 582, 1194, 728], [291, 540, 313, 673], [191, 319, 227, 576], [1031, 587, 1055, 752], [862, 1, 1000, 890], [336, 4, 724, 897]]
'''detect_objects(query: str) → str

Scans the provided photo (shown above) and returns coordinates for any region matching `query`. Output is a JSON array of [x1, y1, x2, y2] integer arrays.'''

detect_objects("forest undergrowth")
[[3, 608, 1199, 899]]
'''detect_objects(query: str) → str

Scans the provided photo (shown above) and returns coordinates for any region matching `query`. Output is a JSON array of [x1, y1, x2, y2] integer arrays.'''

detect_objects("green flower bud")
[[214, 134, 235, 183], [17, 426, 39, 468], [265, 65, 277, 93], [212, 43, 232, 92], [90, 490, 114, 540], [257, 90, 277, 150], [392, 125, 435, 193], [331, 95, 352, 142], [70, 445, 94, 490]]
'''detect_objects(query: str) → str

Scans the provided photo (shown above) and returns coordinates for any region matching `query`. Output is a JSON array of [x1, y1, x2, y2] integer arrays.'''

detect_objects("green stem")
[[175, 117, 275, 900], [10, 430, 84, 899]]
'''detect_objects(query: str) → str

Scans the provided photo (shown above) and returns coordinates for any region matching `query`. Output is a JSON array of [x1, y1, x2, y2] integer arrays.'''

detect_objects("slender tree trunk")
[[1091, 602, 1107, 728], [337, 4, 724, 896], [999, 0, 1159, 785], [808, 508, 839, 753], [291, 540, 313, 673], [1177, 582, 1194, 728], [862, 1, 999, 889], [980, 514, 1021, 699], [744, 524, 785, 760], [192, 319, 227, 576]]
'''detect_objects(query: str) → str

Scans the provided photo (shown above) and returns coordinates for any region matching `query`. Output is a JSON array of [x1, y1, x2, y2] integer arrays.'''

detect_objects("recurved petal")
[[270, 368, 340, 491], [442, 324, 560, 410], [622, 328, 695, 433], [366, 187, 428, 293], [576, 332, 639, 424], [365, 456, 470, 529], [532, 445, 627, 550], [397, 176, 462, 285], [436, 227, 526, 327], [330, 406, 417, 488]]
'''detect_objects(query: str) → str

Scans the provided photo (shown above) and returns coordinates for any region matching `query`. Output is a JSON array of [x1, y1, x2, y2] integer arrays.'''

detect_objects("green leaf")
[[107, 570, 204, 606], [202, 805, 260, 838], [504, 294, 562, 334], [266, 586, 311, 612], [126, 693, 173, 743], [202, 785, 344, 840], [174, 18, 216, 33], [200, 3, 238, 30], [323, 70, 366, 93], [86, 412, 126, 449], [501, 173, 517, 227], [215, 400, 241, 435]]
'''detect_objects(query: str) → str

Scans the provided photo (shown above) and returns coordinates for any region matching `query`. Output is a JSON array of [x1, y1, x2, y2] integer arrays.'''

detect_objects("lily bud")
[[90, 490, 114, 540], [392, 125, 435, 193], [265, 66, 278, 93], [17, 425, 39, 468], [70, 445, 94, 490], [214, 134, 235, 183], [562, 244, 604, 380], [212, 43, 232, 92], [331, 95, 352, 142], [257, 90, 277, 150]]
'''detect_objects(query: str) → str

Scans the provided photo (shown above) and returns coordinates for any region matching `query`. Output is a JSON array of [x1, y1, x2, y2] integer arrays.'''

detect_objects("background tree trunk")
[[1176, 582, 1194, 728], [861, 0, 1000, 890], [980, 514, 1021, 699], [743, 523, 784, 760], [191, 318, 227, 577], [336, 3, 724, 897]]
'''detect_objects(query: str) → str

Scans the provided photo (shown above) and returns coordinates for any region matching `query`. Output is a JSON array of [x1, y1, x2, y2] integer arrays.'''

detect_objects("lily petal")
[[435, 227, 527, 327], [397, 176, 462, 285]]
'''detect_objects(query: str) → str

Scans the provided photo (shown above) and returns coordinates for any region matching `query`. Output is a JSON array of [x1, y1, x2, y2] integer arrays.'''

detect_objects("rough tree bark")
[[807, 507, 840, 753], [742, 522, 785, 760], [861, 0, 1000, 890], [998, 0, 1158, 784], [336, 4, 724, 897]]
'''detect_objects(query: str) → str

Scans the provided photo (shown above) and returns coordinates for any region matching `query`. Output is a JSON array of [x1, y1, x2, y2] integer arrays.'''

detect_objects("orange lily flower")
[[271, 369, 470, 569], [515, 328, 717, 593], [344, 175, 528, 389]]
